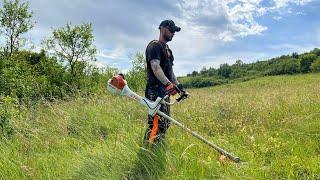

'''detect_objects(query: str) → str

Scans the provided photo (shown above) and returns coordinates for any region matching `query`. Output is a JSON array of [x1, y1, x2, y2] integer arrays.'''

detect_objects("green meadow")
[[1, 73, 319, 179]]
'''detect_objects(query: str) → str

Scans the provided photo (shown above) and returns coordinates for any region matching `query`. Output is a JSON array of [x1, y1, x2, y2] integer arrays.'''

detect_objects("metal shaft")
[[157, 111, 240, 163]]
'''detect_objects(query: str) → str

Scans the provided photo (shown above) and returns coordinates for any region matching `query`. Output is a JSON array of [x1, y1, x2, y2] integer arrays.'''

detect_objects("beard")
[[164, 34, 173, 42]]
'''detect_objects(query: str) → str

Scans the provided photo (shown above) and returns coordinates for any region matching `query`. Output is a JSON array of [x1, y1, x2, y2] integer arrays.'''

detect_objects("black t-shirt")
[[145, 40, 174, 89]]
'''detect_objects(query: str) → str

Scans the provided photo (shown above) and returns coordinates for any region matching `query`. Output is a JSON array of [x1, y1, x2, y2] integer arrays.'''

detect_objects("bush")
[[0, 55, 37, 102], [0, 50, 118, 103], [218, 63, 232, 78], [310, 58, 320, 72], [0, 96, 18, 139], [300, 54, 317, 73], [279, 58, 300, 74], [0, 51, 69, 102], [311, 48, 320, 57], [180, 76, 227, 88], [125, 52, 146, 91], [266, 58, 300, 75]]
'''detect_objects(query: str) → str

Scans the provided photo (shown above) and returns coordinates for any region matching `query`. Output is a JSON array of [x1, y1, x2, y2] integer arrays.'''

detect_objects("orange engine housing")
[[110, 74, 126, 90]]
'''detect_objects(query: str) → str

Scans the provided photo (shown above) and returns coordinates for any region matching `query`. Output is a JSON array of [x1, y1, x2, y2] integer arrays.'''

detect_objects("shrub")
[[125, 52, 146, 91], [0, 96, 18, 139], [218, 63, 232, 78], [180, 76, 227, 88], [310, 58, 320, 72], [300, 54, 317, 73], [266, 58, 300, 75]]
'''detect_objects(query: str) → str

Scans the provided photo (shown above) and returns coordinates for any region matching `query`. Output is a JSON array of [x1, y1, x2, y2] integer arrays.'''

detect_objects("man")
[[144, 19, 188, 146]]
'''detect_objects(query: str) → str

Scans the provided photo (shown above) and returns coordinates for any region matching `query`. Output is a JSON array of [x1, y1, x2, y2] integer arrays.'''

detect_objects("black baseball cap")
[[159, 19, 181, 33]]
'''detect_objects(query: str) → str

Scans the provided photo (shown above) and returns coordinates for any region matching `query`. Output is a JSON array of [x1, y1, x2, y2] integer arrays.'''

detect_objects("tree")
[[44, 22, 97, 78], [311, 48, 320, 57], [200, 66, 207, 75], [191, 70, 198, 76], [130, 51, 145, 73], [291, 52, 299, 58], [280, 58, 300, 74], [218, 63, 232, 78], [235, 59, 244, 66], [126, 52, 146, 91], [310, 58, 320, 72], [300, 54, 317, 73], [0, 0, 34, 56]]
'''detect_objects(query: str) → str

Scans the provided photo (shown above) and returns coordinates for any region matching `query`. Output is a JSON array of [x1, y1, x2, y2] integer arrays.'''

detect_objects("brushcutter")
[[107, 74, 240, 163]]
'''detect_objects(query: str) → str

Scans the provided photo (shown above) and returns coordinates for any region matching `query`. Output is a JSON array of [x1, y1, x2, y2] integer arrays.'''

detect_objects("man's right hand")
[[165, 82, 179, 96]]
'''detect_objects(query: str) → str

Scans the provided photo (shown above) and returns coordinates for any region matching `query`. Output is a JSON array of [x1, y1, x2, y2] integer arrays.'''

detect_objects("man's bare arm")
[[169, 67, 179, 85], [150, 59, 170, 85]]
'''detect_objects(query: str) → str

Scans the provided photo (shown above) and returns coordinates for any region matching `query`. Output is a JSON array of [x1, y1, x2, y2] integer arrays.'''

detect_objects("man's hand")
[[165, 82, 179, 96]]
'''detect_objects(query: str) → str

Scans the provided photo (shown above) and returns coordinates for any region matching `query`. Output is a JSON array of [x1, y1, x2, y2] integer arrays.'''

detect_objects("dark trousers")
[[143, 86, 171, 145]]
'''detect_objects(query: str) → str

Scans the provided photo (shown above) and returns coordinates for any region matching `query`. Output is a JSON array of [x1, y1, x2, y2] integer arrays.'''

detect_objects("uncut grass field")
[[0, 73, 319, 179]]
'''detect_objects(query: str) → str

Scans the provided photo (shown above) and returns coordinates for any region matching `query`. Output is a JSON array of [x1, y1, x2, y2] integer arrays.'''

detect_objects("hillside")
[[179, 48, 320, 88], [0, 73, 319, 179]]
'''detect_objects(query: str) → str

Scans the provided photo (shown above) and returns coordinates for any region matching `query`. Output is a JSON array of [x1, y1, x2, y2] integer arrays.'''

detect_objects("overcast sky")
[[3, 0, 320, 76]]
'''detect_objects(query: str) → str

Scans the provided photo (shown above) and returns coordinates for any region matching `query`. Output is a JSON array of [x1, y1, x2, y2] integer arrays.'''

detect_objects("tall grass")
[[0, 73, 319, 179]]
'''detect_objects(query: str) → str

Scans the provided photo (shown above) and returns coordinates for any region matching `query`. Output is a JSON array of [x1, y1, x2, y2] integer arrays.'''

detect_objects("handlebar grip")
[[176, 95, 184, 102], [176, 91, 189, 102]]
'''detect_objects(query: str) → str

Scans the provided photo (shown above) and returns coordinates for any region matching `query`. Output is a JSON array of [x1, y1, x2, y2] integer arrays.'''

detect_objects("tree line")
[[180, 49, 320, 88]]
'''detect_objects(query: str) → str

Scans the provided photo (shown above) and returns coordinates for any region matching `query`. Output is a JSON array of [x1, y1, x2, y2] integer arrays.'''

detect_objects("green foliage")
[[75, 64, 117, 96], [185, 49, 319, 88], [126, 52, 146, 91], [217, 63, 232, 78], [0, 51, 66, 102], [0, 96, 17, 139], [190, 70, 199, 76], [0, 49, 116, 103], [311, 48, 320, 56], [0, 0, 34, 56], [180, 76, 227, 88], [266, 58, 300, 75], [300, 54, 317, 73], [0, 54, 37, 102], [310, 58, 320, 72], [291, 52, 299, 58], [229, 60, 246, 78], [44, 22, 97, 79], [0, 0, 117, 103]]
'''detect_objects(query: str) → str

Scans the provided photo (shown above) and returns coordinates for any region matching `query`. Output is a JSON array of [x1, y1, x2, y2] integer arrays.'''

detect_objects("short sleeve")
[[146, 42, 162, 62]]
